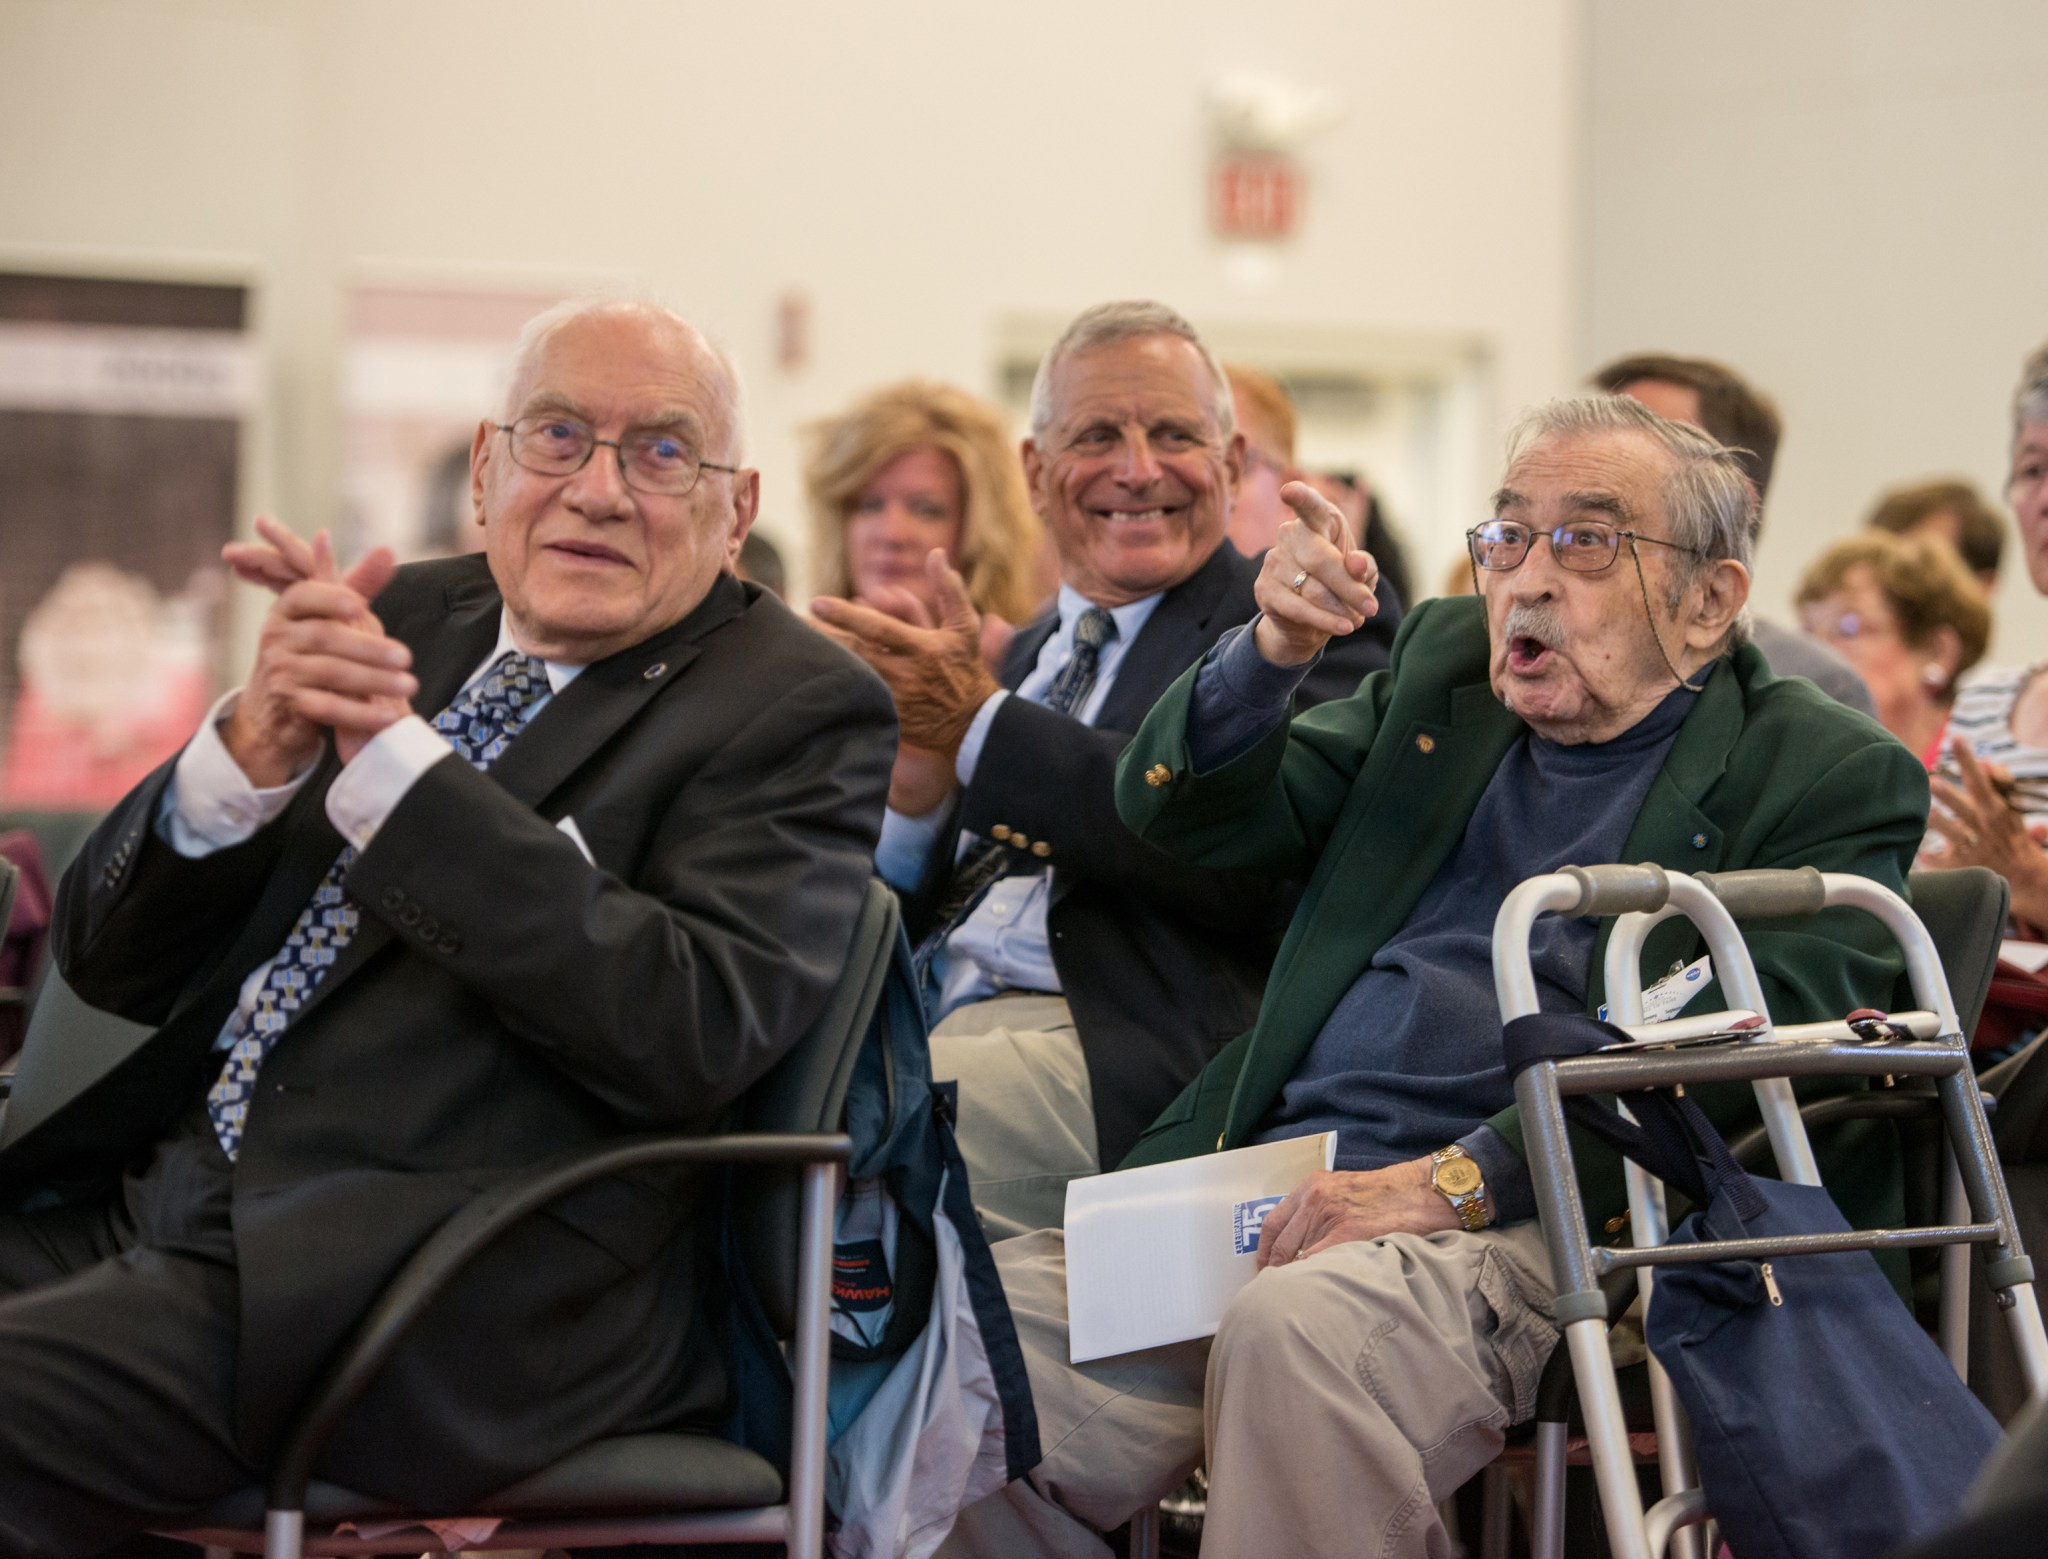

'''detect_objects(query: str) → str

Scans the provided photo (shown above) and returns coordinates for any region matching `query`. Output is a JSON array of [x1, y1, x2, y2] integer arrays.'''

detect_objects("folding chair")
[[172, 876, 900, 1559], [1501, 864, 2048, 1559]]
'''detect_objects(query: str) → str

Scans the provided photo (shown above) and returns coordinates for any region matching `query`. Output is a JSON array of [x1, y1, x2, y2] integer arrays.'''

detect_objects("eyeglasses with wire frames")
[[1465, 517, 1706, 574], [494, 415, 741, 498]]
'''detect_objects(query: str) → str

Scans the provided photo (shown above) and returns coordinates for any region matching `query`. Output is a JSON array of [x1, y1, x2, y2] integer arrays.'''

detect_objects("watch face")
[[1435, 1157, 1484, 1197]]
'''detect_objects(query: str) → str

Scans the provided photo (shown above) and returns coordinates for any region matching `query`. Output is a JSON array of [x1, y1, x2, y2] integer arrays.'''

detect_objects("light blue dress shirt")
[[874, 585, 1162, 1016]]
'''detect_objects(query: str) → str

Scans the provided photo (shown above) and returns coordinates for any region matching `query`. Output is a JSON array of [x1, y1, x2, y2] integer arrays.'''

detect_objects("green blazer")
[[1112, 597, 1929, 1231]]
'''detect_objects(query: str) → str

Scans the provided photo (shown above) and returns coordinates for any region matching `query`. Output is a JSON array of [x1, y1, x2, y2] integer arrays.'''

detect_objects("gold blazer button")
[[1031, 840, 1052, 858], [991, 824, 1013, 841], [1145, 763, 1172, 787]]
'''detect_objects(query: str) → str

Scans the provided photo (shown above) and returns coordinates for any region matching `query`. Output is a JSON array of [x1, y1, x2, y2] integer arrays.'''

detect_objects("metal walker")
[[1495, 864, 2048, 1559]]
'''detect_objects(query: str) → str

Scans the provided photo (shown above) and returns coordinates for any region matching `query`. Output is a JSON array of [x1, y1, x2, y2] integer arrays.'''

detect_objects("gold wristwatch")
[[1430, 1145, 1492, 1231]]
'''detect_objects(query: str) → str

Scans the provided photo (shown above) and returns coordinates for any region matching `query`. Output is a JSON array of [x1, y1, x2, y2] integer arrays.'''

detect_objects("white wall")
[[1582, 0, 2048, 662], [0, 0, 1581, 638]]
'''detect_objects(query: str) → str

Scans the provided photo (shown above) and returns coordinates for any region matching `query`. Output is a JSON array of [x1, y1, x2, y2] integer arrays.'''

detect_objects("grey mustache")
[[1501, 602, 1567, 650]]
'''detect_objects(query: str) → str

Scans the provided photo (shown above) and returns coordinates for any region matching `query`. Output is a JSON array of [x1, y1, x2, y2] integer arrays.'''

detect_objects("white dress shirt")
[[874, 585, 1161, 1015]]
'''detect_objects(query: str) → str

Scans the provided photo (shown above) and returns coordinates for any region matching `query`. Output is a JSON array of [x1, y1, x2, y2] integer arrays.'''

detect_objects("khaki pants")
[[929, 993, 1098, 1242], [936, 1219, 1559, 1559]]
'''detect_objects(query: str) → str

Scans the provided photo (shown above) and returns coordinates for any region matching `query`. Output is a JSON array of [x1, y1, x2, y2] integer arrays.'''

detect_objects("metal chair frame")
[[1501, 864, 2048, 1559], [169, 877, 901, 1559]]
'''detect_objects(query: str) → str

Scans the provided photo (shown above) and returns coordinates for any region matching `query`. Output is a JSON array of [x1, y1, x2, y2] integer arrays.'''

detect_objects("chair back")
[[1907, 867, 2009, 1043], [0, 965, 154, 1150], [0, 857, 16, 948], [734, 879, 898, 1334]]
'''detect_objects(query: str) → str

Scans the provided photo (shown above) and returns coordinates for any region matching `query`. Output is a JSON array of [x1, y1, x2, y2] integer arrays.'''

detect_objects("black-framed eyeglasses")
[[1465, 518, 1705, 574], [496, 415, 740, 498]]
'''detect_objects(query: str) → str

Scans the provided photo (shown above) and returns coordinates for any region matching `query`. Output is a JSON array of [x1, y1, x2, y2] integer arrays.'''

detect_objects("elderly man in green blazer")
[[935, 395, 1927, 1559]]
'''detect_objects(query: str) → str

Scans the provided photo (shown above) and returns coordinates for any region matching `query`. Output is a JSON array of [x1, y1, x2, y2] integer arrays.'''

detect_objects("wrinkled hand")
[[220, 522, 411, 783], [811, 550, 1000, 756], [1253, 481, 1379, 667], [1924, 738, 2048, 927], [889, 745, 957, 818], [1254, 1158, 1456, 1268]]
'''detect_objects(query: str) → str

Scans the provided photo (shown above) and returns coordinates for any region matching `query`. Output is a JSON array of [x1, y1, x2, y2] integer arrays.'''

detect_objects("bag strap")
[[1503, 1012, 1766, 1221]]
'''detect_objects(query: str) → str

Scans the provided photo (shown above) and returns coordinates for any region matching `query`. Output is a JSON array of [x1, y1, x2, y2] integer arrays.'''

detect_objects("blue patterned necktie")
[[912, 606, 1119, 984], [205, 651, 550, 1159]]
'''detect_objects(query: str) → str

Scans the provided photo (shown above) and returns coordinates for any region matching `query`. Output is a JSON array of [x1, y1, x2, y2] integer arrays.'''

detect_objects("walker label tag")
[[1232, 1195, 1285, 1256], [1600, 955, 1712, 1024]]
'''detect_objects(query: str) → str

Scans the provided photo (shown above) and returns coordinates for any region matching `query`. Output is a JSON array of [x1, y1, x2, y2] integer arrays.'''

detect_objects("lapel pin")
[[642, 662, 667, 681], [1692, 832, 1709, 849], [1416, 734, 1436, 754]]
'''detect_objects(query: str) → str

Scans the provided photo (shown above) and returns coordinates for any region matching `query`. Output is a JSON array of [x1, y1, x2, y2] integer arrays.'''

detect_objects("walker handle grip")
[[1559, 863, 1671, 918], [1695, 866, 1828, 920]]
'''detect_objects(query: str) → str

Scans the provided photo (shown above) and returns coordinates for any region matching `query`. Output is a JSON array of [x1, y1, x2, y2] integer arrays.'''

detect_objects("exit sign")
[[1210, 154, 1300, 241]]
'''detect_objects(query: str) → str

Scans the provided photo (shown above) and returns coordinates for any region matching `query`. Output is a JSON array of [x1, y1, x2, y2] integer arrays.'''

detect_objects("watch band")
[[1431, 1144, 1492, 1231]]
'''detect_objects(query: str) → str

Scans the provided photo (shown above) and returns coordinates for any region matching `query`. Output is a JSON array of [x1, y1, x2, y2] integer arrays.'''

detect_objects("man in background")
[[1868, 477, 2005, 593], [817, 301, 1399, 1238], [1594, 351, 1878, 716]]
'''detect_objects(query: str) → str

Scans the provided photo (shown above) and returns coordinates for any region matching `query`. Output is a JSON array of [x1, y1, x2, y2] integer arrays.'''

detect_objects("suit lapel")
[[410, 572, 504, 717], [1096, 543, 1245, 732], [1224, 677, 1523, 1144]]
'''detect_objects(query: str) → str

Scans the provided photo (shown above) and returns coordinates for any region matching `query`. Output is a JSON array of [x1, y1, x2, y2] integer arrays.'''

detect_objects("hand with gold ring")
[[1253, 481, 1380, 667]]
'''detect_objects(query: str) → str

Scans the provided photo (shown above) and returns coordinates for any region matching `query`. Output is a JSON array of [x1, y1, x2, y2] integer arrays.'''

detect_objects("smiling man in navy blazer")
[[0, 298, 894, 1556], [816, 301, 1398, 1238]]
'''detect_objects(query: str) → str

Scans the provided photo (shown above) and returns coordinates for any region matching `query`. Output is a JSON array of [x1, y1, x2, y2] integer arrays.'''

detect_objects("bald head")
[[503, 298, 747, 462], [473, 298, 761, 664]]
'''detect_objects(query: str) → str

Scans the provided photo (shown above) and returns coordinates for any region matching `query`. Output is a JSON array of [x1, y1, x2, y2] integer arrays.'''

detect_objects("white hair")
[[500, 293, 748, 462], [1026, 300, 1235, 441], [1503, 395, 1756, 648]]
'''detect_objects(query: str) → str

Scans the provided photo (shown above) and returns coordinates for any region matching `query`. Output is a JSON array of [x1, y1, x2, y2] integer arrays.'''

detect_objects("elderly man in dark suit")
[[0, 298, 894, 1557], [814, 301, 1398, 1239]]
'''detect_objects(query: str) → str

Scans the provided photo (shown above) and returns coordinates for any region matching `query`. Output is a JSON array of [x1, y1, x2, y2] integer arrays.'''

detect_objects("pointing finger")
[[1280, 480, 1350, 545]]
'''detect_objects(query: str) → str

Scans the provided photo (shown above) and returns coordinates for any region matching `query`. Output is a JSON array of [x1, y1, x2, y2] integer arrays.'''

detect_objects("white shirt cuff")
[[953, 690, 1009, 788], [159, 690, 318, 858], [324, 714, 454, 851]]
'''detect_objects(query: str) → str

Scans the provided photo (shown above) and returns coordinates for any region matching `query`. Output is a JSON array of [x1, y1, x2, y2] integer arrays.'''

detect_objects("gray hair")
[[501, 294, 749, 462], [2016, 341, 2048, 437], [1504, 395, 1756, 646], [1027, 300, 1235, 441]]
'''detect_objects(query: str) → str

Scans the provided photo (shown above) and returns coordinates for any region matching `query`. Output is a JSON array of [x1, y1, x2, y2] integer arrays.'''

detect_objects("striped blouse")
[[1939, 662, 2048, 831]]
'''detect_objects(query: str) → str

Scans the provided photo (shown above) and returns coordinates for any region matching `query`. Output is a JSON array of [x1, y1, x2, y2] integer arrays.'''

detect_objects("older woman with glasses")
[[1795, 532, 1990, 768], [1913, 342, 2048, 928]]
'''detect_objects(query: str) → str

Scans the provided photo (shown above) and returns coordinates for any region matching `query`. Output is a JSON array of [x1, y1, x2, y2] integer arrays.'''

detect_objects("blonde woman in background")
[[805, 379, 1044, 669], [806, 380, 1045, 818], [1795, 531, 1990, 768]]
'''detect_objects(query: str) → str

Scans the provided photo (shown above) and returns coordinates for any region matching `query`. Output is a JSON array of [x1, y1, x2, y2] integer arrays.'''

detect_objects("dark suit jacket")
[[1115, 596, 1927, 1236], [25, 555, 894, 1506], [903, 540, 1399, 1166]]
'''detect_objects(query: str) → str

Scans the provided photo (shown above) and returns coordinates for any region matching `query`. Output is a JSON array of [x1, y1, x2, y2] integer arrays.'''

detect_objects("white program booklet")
[[1063, 1131, 1336, 1363]]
